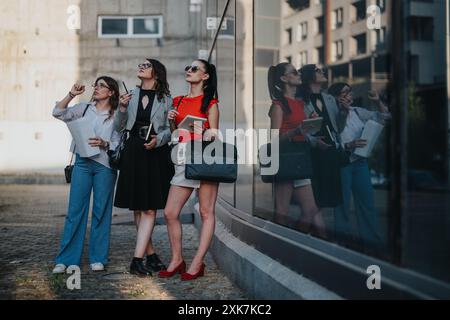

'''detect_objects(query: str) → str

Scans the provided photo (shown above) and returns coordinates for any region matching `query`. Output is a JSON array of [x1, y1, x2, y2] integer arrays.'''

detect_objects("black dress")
[[310, 93, 343, 208], [114, 89, 174, 211]]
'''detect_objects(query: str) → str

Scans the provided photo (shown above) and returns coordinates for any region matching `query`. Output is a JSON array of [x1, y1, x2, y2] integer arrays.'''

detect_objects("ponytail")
[[267, 63, 291, 114], [198, 59, 218, 113]]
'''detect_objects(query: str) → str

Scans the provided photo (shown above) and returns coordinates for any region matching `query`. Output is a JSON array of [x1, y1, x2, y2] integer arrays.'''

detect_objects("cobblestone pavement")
[[0, 185, 246, 300]]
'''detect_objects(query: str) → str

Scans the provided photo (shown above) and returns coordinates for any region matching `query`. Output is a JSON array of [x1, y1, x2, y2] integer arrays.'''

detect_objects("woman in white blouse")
[[328, 83, 390, 253], [51, 76, 120, 274]]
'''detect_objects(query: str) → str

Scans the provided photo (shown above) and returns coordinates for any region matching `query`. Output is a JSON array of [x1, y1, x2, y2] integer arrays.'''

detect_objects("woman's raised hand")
[[70, 84, 85, 96], [119, 93, 132, 109]]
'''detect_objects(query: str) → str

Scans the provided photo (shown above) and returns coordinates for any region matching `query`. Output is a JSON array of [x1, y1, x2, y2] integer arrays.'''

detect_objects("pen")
[[122, 81, 129, 94]]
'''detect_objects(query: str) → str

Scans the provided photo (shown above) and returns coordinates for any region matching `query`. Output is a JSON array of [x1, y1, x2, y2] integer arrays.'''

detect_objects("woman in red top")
[[159, 59, 219, 280], [268, 62, 326, 238]]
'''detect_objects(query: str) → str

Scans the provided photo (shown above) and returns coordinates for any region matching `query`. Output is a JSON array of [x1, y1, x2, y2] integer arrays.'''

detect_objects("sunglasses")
[[315, 68, 325, 74], [92, 83, 110, 90], [185, 65, 203, 73], [138, 63, 153, 69], [284, 70, 299, 76]]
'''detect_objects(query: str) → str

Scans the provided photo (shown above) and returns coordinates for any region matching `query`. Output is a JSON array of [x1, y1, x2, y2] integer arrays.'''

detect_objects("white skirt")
[[293, 179, 312, 188], [171, 164, 201, 189], [170, 143, 201, 189]]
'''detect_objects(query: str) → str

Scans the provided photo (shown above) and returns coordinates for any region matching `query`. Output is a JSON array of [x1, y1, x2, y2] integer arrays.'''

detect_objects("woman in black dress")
[[298, 64, 344, 210], [114, 59, 174, 276]]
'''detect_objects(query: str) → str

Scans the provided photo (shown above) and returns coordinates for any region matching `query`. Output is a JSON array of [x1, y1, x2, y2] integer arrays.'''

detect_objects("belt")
[[131, 125, 151, 140]]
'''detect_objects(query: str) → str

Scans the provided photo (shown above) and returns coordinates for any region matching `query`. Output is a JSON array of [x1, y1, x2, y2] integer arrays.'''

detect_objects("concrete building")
[[1, 0, 450, 299], [0, 0, 215, 172]]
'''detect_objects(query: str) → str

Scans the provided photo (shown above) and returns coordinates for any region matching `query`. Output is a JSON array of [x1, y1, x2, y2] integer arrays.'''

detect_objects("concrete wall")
[[1, 0, 202, 172], [0, 0, 81, 172]]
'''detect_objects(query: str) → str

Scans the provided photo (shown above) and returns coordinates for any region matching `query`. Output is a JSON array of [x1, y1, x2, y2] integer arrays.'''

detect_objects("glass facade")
[[193, 0, 450, 293]]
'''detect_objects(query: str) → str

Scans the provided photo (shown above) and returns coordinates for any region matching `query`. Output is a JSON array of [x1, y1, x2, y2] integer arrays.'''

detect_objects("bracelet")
[[68, 91, 76, 99]]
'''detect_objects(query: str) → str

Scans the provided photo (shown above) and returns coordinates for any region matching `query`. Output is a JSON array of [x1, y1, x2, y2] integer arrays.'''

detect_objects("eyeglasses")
[[138, 63, 153, 69], [185, 65, 203, 73], [92, 83, 110, 90]]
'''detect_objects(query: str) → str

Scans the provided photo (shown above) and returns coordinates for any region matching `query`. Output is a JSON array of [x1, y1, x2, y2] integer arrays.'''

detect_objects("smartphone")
[[122, 81, 129, 94]]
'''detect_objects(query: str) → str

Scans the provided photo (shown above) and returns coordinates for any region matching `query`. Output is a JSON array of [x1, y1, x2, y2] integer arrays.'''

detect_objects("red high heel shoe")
[[158, 260, 186, 278], [181, 263, 205, 281]]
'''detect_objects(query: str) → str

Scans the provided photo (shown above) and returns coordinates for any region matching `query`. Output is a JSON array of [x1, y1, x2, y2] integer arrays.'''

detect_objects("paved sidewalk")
[[0, 184, 246, 300]]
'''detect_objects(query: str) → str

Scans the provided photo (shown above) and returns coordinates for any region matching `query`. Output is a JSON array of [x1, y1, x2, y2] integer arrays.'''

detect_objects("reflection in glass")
[[264, 63, 326, 238]]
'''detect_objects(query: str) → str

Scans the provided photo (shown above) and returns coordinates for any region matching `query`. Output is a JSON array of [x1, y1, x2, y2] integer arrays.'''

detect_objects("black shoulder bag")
[[107, 129, 128, 170], [259, 140, 313, 183], [185, 140, 238, 183]]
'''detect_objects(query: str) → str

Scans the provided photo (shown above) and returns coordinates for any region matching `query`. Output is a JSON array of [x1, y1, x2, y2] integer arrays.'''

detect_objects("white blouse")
[[53, 102, 120, 169]]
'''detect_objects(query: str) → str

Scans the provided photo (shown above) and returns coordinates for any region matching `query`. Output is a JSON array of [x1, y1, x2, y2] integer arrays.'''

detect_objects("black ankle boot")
[[146, 253, 166, 272], [130, 257, 152, 276]]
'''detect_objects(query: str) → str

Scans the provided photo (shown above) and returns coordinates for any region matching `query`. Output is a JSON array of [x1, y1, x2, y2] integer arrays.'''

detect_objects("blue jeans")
[[55, 155, 117, 266], [334, 159, 383, 249]]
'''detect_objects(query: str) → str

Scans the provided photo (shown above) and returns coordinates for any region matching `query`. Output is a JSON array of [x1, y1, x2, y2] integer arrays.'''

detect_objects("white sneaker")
[[90, 262, 105, 271], [52, 264, 67, 274]]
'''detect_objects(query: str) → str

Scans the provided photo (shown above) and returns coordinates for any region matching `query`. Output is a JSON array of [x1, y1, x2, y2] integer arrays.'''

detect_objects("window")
[[350, 0, 366, 23], [298, 50, 308, 67], [285, 27, 293, 45], [377, 0, 386, 13], [315, 16, 324, 35], [285, 56, 292, 64], [314, 46, 324, 64], [408, 17, 434, 41], [297, 22, 308, 42], [352, 33, 367, 56], [376, 27, 386, 45], [332, 40, 344, 61], [98, 16, 163, 38], [218, 17, 235, 40], [332, 8, 344, 30]]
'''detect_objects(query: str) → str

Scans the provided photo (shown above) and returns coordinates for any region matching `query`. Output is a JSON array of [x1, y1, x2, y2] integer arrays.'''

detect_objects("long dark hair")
[[197, 59, 218, 113], [267, 63, 291, 114], [92, 76, 119, 123], [298, 64, 319, 104], [142, 58, 171, 102], [328, 82, 351, 133]]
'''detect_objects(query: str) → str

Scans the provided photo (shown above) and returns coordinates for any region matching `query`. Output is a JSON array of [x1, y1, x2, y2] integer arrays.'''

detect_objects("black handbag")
[[64, 154, 74, 184], [64, 105, 90, 184], [185, 140, 238, 183], [259, 141, 312, 183], [107, 130, 128, 170]]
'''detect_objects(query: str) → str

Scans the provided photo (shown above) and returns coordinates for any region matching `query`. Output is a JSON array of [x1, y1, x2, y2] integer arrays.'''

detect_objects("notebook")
[[178, 115, 207, 132]]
